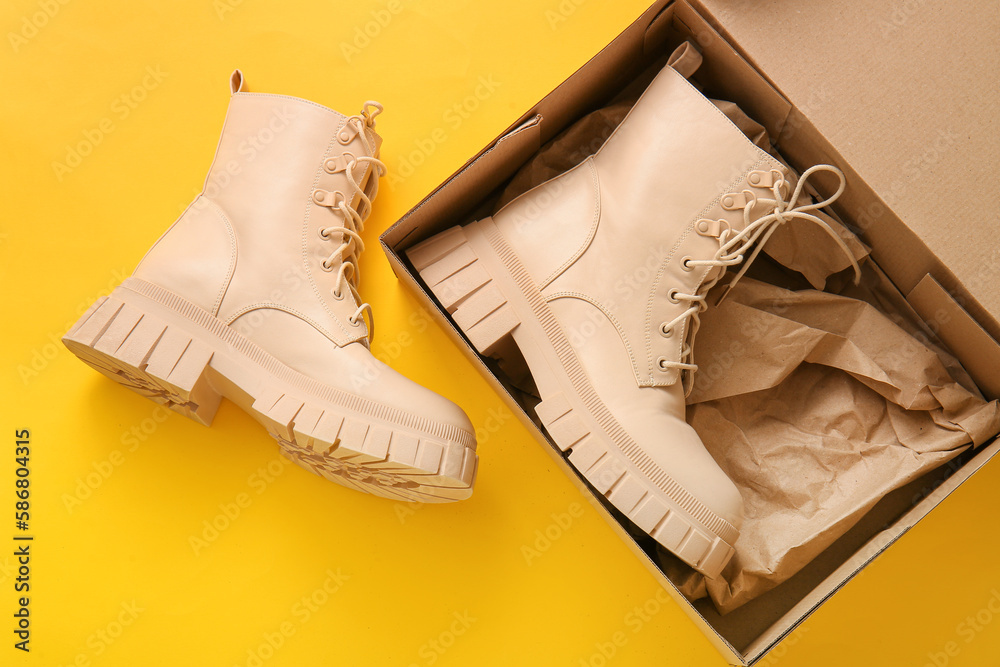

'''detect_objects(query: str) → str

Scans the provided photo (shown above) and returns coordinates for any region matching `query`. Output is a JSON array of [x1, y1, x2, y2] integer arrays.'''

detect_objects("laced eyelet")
[[656, 357, 669, 371], [721, 191, 754, 210], [312, 189, 347, 208], [348, 316, 361, 327], [320, 260, 333, 272], [748, 170, 778, 188], [332, 289, 344, 300], [313, 190, 347, 211], [659, 323, 673, 338], [322, 190, 346, 208], [324, 152, 356, 174], [337, 122, 359, 145], [695, 218, 728, 238], [681, 256, 694, 271], [318, 228, 330, 240], [667, 289, 680, 304]]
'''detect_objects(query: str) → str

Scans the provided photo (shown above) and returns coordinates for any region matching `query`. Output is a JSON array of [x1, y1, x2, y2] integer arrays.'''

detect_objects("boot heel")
[[408, 222, 520, 355], [63, 292, 222, 425]]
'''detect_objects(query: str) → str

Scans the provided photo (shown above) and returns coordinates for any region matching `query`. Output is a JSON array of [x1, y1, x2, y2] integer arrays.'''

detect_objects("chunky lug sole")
[[63, 278, 477, 503], [408, 220, 737, 577]]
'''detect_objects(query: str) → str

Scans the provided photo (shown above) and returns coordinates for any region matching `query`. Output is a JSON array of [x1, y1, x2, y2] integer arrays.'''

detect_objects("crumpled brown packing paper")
[[494, 54, 1000, 615], [663, 274, 1000, 613]]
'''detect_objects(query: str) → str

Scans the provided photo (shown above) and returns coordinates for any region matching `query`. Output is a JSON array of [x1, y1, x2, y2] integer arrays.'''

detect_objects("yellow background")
[[3, 1, 1000, 665]]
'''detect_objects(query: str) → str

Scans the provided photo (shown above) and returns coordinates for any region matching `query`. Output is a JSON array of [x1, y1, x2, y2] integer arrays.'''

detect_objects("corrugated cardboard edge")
[[907, 274, 1000, 400], [381, 115, 543, 254], [744, 438, 1000, 663]]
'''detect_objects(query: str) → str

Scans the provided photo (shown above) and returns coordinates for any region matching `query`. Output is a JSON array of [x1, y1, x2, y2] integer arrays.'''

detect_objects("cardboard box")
[[380, 1, 1000, 663]]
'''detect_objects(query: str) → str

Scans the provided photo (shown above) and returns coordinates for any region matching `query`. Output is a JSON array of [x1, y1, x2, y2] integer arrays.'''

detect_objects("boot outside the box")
[[63, 70, 477, 503]]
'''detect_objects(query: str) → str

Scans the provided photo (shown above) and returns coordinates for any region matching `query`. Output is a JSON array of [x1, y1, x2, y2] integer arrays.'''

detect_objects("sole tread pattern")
[[63, 291, 476, 503], [409, 223, 736, 576]]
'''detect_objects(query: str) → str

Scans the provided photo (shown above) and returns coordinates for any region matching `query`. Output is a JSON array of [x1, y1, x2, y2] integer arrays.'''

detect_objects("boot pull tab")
[[229, 69, 247, 95], [361, 101, 383, 127], [667, 41, 703, 80]]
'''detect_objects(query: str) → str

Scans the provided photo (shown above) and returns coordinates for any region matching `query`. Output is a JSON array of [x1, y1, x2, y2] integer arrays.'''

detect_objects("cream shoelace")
[[658, 164, 861, 394], [317, 102, 387, 343]]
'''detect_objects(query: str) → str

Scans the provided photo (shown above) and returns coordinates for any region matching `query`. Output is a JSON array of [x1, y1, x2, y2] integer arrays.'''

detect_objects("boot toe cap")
[[234, 310, 476, 444]]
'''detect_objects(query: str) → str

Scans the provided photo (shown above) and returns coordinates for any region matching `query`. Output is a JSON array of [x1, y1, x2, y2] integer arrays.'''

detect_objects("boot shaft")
[[592, 65, 779, 240], [493, 61, 785, 387], [134, 71, 384, 346], [206, 79, 382, 242]]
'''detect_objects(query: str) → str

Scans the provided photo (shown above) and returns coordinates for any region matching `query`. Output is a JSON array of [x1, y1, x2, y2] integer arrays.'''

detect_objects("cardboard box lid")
[[693, 0, 1000, 332]]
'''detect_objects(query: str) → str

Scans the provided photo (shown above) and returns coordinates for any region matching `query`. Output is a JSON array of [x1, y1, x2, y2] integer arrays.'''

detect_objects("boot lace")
[[317, 102, 387, 343], [659, 164, 861, 394]]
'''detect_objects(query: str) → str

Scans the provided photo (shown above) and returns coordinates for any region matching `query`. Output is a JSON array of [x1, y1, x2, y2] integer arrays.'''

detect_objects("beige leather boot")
[[409, 60, 858, 573], [64, 71, 477, 502]]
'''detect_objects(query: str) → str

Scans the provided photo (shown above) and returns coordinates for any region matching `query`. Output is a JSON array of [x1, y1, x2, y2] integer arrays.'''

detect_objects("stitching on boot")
[[544, 290, 637, 372], [303, 135, 355, 342], [205, 198, 238, 318], [223, 302, 348, 344], [642, 154, 774, 385], [235, 91, 348, 120], [539, 158, 602, 289]]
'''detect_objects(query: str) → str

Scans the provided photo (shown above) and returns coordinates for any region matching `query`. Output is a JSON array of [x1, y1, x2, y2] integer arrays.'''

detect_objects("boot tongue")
[[365, 126, 383, 157]]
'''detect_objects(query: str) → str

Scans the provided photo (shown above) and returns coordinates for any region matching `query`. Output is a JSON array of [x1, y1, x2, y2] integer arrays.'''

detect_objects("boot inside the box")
[[396, 4, 1000, 659]]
